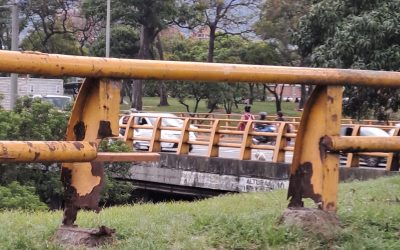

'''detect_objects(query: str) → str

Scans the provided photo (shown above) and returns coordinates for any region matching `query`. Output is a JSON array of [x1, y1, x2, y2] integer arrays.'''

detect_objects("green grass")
[[1, 176, 399, 249], [121, 97, 301, 117]]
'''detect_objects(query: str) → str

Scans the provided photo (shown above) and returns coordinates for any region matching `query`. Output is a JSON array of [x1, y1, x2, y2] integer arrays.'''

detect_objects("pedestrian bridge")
[[117, 113, 400, 170], [113, 113, 400, 197]]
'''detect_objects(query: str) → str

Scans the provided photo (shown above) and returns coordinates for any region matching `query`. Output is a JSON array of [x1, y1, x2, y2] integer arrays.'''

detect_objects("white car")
[[32, 94, 72, 110], [119, 113, 197, 151], [341, 126, 389, 167]]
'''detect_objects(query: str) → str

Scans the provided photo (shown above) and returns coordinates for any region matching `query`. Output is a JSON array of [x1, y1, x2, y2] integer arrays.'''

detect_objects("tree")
[[164, 36, 212, 113], [255, 0, 312, 109], [240, 41, 284, 112], [21, 31, 81, 55], [89, 24, 140, 104], [154, 34, 169, 106], [110, 0, 177, 110], [176, 0, 261, 110], [294, 0, 400, 119], [177, 0, 261, 62], [21, 0, 92, 54]]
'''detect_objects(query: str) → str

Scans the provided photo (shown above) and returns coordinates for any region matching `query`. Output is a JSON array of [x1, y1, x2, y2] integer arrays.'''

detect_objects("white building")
[[0, 77, 64, 110]]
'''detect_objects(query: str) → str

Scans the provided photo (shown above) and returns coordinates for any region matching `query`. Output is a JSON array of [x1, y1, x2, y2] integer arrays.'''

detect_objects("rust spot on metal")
[[73, 121, 86, 141], [331, 114, 338, 122], [327, 95, 334, 103], [319, 135, 333, 161], [33, 152, 40, 161], [61, 162, 105, 226], [98, 120, 112, 138], [287, 162, 321, 208], [72, 142, 84, 151], [46, 142, 56, 151]]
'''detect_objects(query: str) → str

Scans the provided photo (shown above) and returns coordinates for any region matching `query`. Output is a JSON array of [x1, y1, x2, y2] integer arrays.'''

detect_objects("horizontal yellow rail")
[[329, 136, 400, 152], [0, 141, 97, 162], [1, 50, 400, 86], [95, 152, 160, 162]]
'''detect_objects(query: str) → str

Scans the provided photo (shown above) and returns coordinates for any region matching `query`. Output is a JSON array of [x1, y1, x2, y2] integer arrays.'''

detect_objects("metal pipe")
[[0, 51, 400, 87], [324, 136, 400, 152], [95, 152, 160, 162], [0, 141, 97, 163], [9, 1, 19, 109], [105, 0, 110, 58]]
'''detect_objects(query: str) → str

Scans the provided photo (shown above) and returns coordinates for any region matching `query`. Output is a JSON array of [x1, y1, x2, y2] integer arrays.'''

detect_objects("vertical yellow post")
[[287, 85, 342, 211], [322, 86, 342, 210], [208, 119, 221, 157], [386, 127, 400, 171], [177, 118, 191, 155], [123, 115, 136, 148], [272, 122, 287, 163], [345, 125, 361, 168], [61, 78, 121, 226], [240, 121, 254, 160], [149, 117, 162, 152]]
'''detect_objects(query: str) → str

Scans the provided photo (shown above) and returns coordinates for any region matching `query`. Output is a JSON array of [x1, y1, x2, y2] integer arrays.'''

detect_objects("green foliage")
[[0, 98, 135, 209], [294, 0, 400, 119], [0, 98, 69, 209], [114, 0, 177, 29], [6, 96, 70, 141], [20, 31, 81, 55], [89, 25, 140, 58], [98, 140, 135, 206], [0, 176, 399, 248], [0, 181, 47, 211], [164, 35, 284, 113]]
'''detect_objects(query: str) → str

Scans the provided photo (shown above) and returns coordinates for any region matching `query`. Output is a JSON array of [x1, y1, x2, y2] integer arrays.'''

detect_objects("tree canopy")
[[294, 0, 400, 119]]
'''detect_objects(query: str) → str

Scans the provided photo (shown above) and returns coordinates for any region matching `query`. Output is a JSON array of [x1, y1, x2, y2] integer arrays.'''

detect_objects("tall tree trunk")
[[207, 25, 216, 63], [261, 84, 266, 101], [132, 25, 154, 110], [248, 83, 255, 104], [155, 35, 169, 106], [275, 94, 282, 112], [206, 24, 217, 109], [299, 84, 306, 109]]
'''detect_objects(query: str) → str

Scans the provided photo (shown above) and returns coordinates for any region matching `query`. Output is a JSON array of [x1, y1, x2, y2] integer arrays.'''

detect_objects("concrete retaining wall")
[[125, 153, 399, 195]]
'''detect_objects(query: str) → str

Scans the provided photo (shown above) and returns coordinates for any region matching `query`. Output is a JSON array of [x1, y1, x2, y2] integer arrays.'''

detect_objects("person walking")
[[238, 106, 255, 131]]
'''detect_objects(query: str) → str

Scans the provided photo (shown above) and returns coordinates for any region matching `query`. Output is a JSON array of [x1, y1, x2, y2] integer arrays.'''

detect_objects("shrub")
[[0, 182, 47, 211]]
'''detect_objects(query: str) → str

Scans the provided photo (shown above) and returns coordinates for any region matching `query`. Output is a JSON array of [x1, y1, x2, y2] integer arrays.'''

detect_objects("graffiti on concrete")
[[180, 171, 288, 192]]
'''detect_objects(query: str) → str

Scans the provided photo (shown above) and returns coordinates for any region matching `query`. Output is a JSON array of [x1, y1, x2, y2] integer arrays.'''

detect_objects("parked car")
[[119, 113, 197, 151], [340, 126, 389, 167], [32, 94, 72, 110]]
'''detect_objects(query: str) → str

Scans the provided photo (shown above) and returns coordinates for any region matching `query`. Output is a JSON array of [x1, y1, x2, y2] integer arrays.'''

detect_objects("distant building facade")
[[0, 77, 64, 110], [266, 84, 302, 101]]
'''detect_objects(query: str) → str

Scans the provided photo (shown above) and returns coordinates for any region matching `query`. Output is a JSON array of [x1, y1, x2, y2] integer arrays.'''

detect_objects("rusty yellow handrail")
[[2, 50, 400, 223], [1, 50, 400, 87]]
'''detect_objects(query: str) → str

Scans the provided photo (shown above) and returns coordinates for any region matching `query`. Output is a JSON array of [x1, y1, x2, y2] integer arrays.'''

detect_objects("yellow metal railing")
[[1, 50, 400, 224]]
